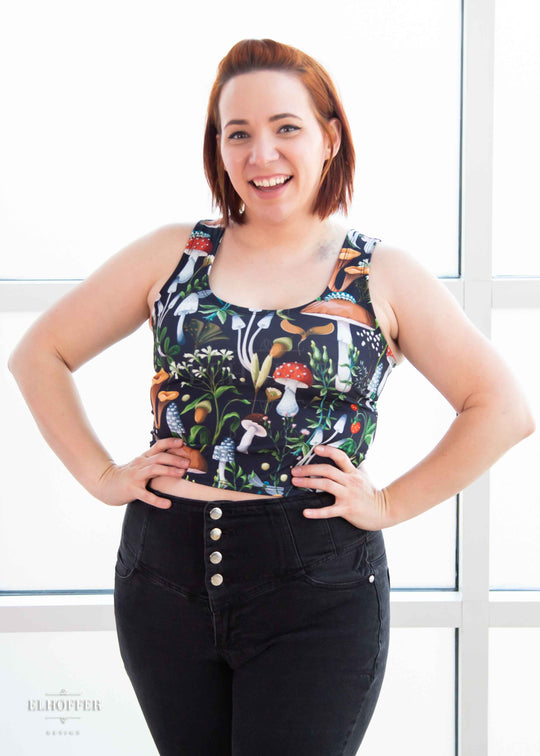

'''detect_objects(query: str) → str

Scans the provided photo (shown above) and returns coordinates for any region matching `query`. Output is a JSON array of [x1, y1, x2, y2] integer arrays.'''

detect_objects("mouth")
[[249, 175, 293, 193]]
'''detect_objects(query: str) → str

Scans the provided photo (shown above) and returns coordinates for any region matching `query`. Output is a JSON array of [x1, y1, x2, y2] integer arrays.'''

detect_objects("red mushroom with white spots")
[[178, 232, 213, 284], [272, 362, 313, 417]]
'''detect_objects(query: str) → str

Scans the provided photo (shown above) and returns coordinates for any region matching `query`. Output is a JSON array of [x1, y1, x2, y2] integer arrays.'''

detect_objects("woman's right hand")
[[95, 438, 191, 508]]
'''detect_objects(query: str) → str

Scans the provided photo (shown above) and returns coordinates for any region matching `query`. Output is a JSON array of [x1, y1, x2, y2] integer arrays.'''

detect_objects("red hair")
[[203, 38, 356, 226]]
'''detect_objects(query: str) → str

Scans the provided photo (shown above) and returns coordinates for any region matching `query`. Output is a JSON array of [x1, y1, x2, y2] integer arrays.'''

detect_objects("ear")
[[326, 118, 342, 159]]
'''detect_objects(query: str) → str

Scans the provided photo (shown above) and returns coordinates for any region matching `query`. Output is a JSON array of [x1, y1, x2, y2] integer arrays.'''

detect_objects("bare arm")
[[9, 348, 117, 497], [8, 223, 193, 506], [373, 245, 536, 527]]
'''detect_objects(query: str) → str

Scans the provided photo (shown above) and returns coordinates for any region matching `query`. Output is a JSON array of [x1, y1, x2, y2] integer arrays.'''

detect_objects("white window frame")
[[1, 2, 539, 754]]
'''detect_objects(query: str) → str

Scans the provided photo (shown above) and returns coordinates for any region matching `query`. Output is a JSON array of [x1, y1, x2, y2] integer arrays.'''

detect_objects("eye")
[[227, 131, 249, 140], [279, 124, 300, 134]]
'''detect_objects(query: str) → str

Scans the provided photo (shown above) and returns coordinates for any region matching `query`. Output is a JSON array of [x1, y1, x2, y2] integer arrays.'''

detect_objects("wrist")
[[380, 486, 398, 529], [87, 459, 117, 500]]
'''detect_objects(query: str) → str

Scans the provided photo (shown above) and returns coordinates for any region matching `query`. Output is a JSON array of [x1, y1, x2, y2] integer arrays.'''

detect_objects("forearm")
[[381, 398, 535, 528], [8, 348, 115, 498]]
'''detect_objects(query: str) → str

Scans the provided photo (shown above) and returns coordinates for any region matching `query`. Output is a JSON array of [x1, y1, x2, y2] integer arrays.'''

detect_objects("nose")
[[247, 131, 280, 166]]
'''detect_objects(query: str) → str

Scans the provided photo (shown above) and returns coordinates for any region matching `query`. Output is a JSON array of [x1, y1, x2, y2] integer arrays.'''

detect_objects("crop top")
[[148, 219, 398, 496]]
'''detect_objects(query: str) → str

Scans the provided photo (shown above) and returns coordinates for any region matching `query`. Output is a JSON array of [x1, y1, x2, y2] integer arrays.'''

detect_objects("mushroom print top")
[[149, 219, 398, 496]]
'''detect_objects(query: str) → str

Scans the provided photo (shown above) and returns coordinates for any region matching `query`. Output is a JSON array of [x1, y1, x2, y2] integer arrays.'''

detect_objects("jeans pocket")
[[301, 538, 374, 589], [114, 499, 150, 580]]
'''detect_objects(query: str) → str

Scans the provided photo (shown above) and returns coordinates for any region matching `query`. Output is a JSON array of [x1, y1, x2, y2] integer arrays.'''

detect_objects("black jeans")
[[113, 485, 390, 756]]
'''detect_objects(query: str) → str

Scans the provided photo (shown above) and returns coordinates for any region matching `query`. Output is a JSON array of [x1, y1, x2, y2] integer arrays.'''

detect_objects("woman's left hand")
[[291, 445, 392, 531]]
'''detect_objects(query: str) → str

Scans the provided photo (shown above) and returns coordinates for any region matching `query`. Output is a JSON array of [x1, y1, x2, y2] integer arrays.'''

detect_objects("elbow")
[[519, 408, 536, 440], [7, 340, 34, 374], [7, 349, 23, 375], [502, 397, 536, 445]]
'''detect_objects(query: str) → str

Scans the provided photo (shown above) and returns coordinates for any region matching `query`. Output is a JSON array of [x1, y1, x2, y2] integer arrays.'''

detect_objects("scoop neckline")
[[203, 225, 355, 314]]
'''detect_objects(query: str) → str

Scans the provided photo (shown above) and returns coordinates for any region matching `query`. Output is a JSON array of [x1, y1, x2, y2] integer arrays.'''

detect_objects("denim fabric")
[[113, 485, 391, 755]]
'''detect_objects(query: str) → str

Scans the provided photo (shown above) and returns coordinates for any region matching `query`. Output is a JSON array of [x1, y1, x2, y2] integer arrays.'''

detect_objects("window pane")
[[0, 629, 158, 755], [490, 309, 539, 589], [489, 629, 540, 755], [369, 360, 457, 589], [493, 0, 540, 275], [0, 0, 460, 279], [362, 628, 455, 755], [1, 311, 152, 590]]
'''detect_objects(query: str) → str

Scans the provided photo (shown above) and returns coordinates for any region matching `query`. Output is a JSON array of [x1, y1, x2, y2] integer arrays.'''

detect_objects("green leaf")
[[181, 394, 212, 414], [188, 425, 205, 444], [222, 411, 241, 424], [214, 385, 235, 399]]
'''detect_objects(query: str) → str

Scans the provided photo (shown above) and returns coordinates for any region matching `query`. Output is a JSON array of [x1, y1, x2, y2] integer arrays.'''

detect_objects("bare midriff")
[[147, 475, 282, 501]]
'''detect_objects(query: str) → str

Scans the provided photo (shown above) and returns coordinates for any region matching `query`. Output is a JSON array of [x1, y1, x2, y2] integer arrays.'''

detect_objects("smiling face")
[[216, 69, 341, 226]]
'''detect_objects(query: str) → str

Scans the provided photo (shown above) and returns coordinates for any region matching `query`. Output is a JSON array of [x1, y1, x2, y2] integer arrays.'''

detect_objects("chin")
[[246, 204, 304, 226]]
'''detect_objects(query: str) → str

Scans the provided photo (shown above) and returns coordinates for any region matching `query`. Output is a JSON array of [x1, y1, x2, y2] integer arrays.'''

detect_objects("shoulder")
[[365, 241, 456, 366], [369, 242, 455, 316]]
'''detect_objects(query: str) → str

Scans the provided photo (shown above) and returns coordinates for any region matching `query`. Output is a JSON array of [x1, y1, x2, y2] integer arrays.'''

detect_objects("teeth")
[[252, 176, 291, 188]]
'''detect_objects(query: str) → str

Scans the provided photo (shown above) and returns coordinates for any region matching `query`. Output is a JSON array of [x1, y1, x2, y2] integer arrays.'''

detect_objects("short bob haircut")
[[203, 38, 356, 226]]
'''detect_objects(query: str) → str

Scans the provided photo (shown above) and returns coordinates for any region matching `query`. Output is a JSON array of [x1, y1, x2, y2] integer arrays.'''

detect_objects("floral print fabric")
[[149, 219, 397, 496]]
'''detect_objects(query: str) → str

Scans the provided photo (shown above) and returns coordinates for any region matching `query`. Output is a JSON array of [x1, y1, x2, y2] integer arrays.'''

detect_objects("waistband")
[[146, 483, 331, 512], [144, 483, 376, 558]]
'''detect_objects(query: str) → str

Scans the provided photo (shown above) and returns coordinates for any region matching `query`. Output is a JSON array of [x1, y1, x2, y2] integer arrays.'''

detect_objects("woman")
[[8, 38, 534, 755]]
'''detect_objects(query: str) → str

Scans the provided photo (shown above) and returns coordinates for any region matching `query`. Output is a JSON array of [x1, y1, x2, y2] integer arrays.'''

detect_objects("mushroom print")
[[150, 369, 169, 423], [156, 390, 179, 429], [301, 293, 376, 393], [177, 232, 213, 284], [149, 219, 398, 494], [181, 446, 209, 476], [174, 292, 199, 344], [212, 437, 236, 486], [165, 403, 186, 438], [272, 362, 313, 417], [236, 413, 267, 453]]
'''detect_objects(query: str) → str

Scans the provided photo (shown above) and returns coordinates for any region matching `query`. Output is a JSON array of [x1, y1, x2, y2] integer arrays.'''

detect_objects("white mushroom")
[[236, 413, 267, 454], [174, 292, 199, 344]]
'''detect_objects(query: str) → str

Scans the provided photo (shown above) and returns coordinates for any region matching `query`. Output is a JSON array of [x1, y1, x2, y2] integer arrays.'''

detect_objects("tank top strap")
[[186, 219, 225, 253], [328, 230, 381, 296]]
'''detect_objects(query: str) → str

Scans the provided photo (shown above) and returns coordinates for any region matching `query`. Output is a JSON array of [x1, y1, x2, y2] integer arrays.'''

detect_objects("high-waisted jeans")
[[113, 484, 391, 756]]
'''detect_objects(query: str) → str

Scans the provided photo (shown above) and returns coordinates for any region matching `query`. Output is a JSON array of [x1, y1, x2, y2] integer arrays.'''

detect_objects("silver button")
[[368, 575, 375, 583], [209, 507, 223, 520], [210, 573, 223, 586], [210, 527, 222, 540], [209, 551, 222, 564]]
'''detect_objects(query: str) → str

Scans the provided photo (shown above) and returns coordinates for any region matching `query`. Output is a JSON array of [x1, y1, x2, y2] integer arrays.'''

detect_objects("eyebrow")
[[223, 113, 303, 130]]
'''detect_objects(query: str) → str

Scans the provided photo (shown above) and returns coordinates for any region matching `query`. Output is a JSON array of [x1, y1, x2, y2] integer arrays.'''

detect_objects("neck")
[[230, 214, 340, 256]]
